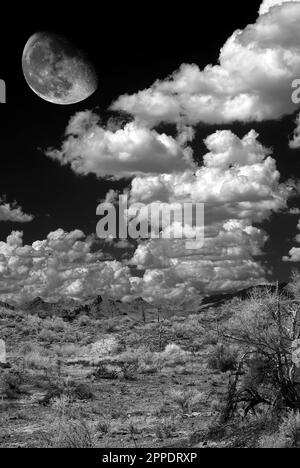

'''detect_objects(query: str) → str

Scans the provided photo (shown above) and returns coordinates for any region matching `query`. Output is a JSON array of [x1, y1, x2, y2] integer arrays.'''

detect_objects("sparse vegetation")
[[1, 279, 300, 448]]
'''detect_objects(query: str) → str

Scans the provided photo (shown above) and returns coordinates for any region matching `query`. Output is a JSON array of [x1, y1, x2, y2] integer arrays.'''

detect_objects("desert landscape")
[[1, 278, 300, 449], [2, 0, 300, 452]]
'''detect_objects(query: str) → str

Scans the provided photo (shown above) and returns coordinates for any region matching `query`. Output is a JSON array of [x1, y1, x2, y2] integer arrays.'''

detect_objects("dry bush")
[[220, 287, 300, 415], [0, 368, 24, 399], [24, 350, 56, 371], [155, 418, 176, 440], [77, 315, 90, 327], [102, 318, 119, 333], [168, 388, 205, 413], [38, 329, 60, 343], [208, 344, 239, 373], [89, 337, 122, 359], [158, 343, 191, 367], [93, 362, 119, 380], [52, 343, 82, 358], [202, 332, 218, 346], [41, 396, 96, 448], [259, 411, 300, 448], [39, 377, 94, 406], [171, 317, 205, 340]]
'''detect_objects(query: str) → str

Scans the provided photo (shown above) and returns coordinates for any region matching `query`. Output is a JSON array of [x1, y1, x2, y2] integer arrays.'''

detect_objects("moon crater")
[[22, 32, 98, 104]]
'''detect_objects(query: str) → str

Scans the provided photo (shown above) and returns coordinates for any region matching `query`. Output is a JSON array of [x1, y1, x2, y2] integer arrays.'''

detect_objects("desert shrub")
[[23, 348, 56, 371], [158, 343, 190, 367], [155, 418, 176, 440], [210, 398, 222, 413], [0, 307, 16, 319], [208, 344, 239, 373], [259, 411, 300, 448], [102, 318, 118, 333], [171, 318, 205, 339], [220, 287, 300, 416], [89, 337, 122, 359], [138, 361, 158, 375], [168, 388, 205, 413], [95, 343, 190, 378], [188, 391, 207, 411], [93, 363, 119, 380], [21, 315, 43, 335], [0, 369, 24, 399], [96, 420, 110, 435], [190, 338, 204, 352], [66, 381, 94, 401], [38, 328, 59, 343], [120, 361, 139, 381], [113, 349, 141, 380], [42, 415, 95, 448], [53, 343, 81, 358], [122, 343, 191, 373], [77, 315, 90, 327], [171, 316, 186, 323], [43, 317, 67, 333], [202, 332, 218, 346], [39, 378, 94, 405]]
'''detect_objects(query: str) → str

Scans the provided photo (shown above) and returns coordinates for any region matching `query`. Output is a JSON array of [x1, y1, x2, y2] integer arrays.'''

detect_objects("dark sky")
[[0, 1, 299, 285]]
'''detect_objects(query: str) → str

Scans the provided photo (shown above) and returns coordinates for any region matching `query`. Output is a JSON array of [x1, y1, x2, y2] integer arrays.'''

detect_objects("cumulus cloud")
[[0, 197, 34, 223], [126, 130, 292, 296], [46, 110, 195, 179], [259, 0, 299, 15], [1, 130, 293, 301], [0, 227, 197, 303], [129, 221, 268, 295], [0, 228, 133, 303], [111, 1, 300, 126], [283, 219, 300, 261], [18, 0, 300, 301], [129, 130, 290, 221]]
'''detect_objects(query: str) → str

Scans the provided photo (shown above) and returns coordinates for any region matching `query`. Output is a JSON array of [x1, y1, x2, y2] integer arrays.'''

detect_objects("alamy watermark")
[[96, 195, 204, 250], [0, 80, 6, 103]]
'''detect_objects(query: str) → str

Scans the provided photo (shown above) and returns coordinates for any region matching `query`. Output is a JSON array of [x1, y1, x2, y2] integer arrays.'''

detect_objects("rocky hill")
[[0, 283, 289, 321]]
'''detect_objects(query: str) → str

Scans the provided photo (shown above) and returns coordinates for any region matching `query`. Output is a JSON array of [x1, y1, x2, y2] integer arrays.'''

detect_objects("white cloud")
[[283, 219, 300, 261], [129, 130, 290, 222], [126, 130, 292, 296], [0, 197, 34, 223], [0, 125, 293, 302], [111, 2, 300, 126], [259, 0, 299, 15], [0, 229, 132, 303], [46, 110, 195, 179]]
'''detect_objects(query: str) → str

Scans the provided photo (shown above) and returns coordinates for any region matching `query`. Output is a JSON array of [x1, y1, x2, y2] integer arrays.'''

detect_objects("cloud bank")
[[2, 0, 299, 302], [0, 197, 34, 223], [0, 229, 132, 303], [126, 129, 292, 296], [46, 111, 195, 179], [111, 1, 300, 127], [259, 0, 299, 15]]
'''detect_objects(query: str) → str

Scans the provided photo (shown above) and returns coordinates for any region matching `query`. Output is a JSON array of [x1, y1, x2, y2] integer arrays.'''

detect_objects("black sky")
[[0, 1, 299, 284]]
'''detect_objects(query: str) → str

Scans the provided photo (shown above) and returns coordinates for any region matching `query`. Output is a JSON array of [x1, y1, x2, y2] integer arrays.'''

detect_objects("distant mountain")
[[0, 301, 15, 311], [201, 283, 290, 309], [1, 283, 293, 321], [20, 294, 131, 321], [22, 296, 83, 320]]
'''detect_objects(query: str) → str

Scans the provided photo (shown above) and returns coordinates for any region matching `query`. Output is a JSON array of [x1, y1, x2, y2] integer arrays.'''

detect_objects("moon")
[[22, 32, 98, 105]]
